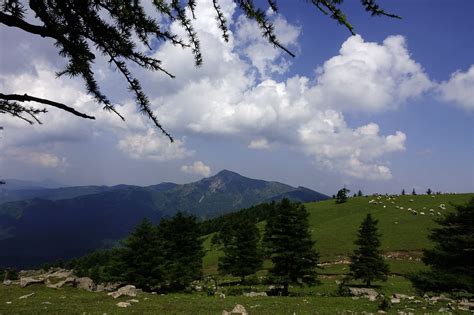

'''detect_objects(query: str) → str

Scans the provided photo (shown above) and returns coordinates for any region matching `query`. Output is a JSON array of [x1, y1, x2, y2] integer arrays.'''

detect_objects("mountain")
[[0, 170, 328, 268]]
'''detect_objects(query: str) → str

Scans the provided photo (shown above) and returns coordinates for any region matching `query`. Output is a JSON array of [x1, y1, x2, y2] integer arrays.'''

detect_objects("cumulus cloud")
[[181, 161, 211, 177], [438, 65, 474, 111], [3, 148, 69, 170], [248, 138, 271, 150], [311, 35, 433, 112], [118, 129, 194, 161], [1, 0, 428, 181]]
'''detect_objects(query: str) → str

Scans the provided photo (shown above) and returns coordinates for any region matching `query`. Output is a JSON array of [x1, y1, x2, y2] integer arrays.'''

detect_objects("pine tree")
[[218, 218, 263, 282], [410, 198, 474, 293], [412, 188, 417, 195], [336, 188, 350, 204], [1, 1, 399, 135], [263, 198, 319, 295], [426, 188, 432, 195], [114, 218, 163, 291], [158, 212, 204, 291], [357, 190, 363, 197], [349, 214, 389, 287], [401, 189, 405, 195]]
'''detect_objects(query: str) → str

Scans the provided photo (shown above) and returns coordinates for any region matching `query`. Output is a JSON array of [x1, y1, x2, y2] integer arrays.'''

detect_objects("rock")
[[20, 277, 45, 287], [108, 285, 137, 299], [243, 291, 267, 297], [46, 277, 76, 289], [348, 287, 379, 299], [41, 302, 52, 305], [390, 298, 401, 304], [6, 301, 12, 304], [222, 304, 248, 315], [19, 292, 35, 299], [394, 293, 413, 300], [368, 295, 377, 301], [3, 280, 12, 286], [96, 282, 121, 292], [128, 299, 139, 303], [377, 311, 387, 314], [116, 302, 131, 308], [75, 277, 96, 291], [219, 293, 226, 299], [47, 269, 73, 279]]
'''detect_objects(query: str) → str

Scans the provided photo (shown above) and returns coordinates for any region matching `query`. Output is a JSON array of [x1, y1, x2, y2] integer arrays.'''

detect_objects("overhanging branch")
[[0, 93, 95, 120]]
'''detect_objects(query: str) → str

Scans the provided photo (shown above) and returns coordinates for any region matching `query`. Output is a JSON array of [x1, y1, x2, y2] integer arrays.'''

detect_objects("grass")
[[2, 194, 472, 314]]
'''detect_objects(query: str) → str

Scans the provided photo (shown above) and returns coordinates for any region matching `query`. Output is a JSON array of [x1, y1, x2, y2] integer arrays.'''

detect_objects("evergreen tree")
[[158, 212, 204, 291], [1, 1, 399, 135], [336, 188, 350, 204], [218, 218, 263, 282], [412, 188, 417, 195], [426, 188, 432, 195], [410, 198, 474, 293], [263, 198, 319, 295], [401, 189, 405, 195], [357, 190, 363, 197], [349, 214, 389, 287], [114, 218, 163, 291]]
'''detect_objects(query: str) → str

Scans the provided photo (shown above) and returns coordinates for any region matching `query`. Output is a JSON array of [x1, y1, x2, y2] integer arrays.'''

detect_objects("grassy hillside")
[[202, 193, 474, 274]]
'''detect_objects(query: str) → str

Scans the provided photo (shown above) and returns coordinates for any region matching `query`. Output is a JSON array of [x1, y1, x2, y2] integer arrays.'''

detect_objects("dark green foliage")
[[357, 190, 363, 197], [349, 214, 389, 286], [112, 218, 163, 291], [401, 189, 405, 195], [217, 218, 262, 281], [379, 297, 391, 311], [200, 202, 275, 235], [336, 188, 350, 204], [158, 213, 204, 291], [410, 198, 474, 293], [0, 267, 18, 280], [1, 1, 398, 134], [412, 189, 417, 195], [263, 198, 319, 295], [66, 249, 119, 283], [426, 188, 432, 195]]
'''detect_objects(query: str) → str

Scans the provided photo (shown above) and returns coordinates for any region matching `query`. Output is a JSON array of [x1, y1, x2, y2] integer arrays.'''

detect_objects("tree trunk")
[[283, 282, 289, 296]]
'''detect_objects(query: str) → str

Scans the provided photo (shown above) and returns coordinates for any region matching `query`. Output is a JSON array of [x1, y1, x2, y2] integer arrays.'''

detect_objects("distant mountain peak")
[[214, 169, 241, 177]]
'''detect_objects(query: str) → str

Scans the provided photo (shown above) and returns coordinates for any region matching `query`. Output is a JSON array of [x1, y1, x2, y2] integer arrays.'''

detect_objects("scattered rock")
[[219, 293, 226, 299], [19, 292, 35, 299], [108, 285, 137, 299], [128, 299, 139, 303], [222, 304, 248, 315], [46, 277, 76, 289], [116, 302, 131, 308], [20, 277, 45, 288], [390, 298, 401, 304], [5, 301, 12, 304], [75, 277, 96, 292], [243, 291, 267, 297], [348, 287, 378, 299], [393, 293, 414, 300], [3, 280, 12, 286], [377, 311, 387, 314], [41, 302, 52, 305]]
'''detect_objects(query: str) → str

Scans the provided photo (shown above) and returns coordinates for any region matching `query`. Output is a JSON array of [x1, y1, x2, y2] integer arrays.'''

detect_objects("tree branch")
[[0, 12, 55, 38], [0, 93, 95, 120]]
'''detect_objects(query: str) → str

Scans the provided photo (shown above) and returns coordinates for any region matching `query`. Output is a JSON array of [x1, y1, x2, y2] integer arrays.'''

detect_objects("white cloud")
[[181, 161, 211, 177], [298, 111, 406, 180], [235, 12, 301, 79], [4, 148, 69, 170], [118, 129, 194, 161], [248, 138, 271, 150], [438, 65, 474, 111], [311, 35, 433, 112]]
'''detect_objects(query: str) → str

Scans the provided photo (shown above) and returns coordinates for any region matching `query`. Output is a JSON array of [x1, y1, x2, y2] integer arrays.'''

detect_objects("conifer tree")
[[410, 198, 474, 293], [412, 188, 417, 195], [349, 214, 389, 287], [401, 189, 405, 195], [114, 218, 163, 291], [357, 190, 363, 197], [157, 212, 204, 291], [336, 187, 350, 204], [218, 218, 262, 282], [263, 198, 319, 295]]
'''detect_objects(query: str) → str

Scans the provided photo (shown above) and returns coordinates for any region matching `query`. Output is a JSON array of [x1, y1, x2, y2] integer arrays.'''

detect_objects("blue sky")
[[0, 0, 473, 195]]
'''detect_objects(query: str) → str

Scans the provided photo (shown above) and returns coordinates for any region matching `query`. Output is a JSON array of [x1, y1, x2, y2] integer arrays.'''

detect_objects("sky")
[[0, 0, 473, 196]]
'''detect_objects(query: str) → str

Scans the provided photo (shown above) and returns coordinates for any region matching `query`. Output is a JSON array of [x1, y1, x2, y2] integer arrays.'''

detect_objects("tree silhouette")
[[410, 198, 474, 293], [263, 198, 319, 295], [0, 0, 399, 140], [349, 214, 389, 286]]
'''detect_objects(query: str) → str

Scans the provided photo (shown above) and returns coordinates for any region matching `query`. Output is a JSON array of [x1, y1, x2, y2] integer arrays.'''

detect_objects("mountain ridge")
[[0, 170, 328, 268]]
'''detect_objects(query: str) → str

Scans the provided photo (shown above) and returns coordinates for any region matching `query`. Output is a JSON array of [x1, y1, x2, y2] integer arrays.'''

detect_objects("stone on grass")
[[75, 277, 96, 291], [19, 292, 35, 299], [243, 291, 267, 297], [222, 304, 248, 315], [116, 302, 131, 308], [108, 285, 137, 299]]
